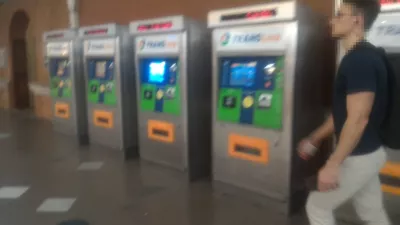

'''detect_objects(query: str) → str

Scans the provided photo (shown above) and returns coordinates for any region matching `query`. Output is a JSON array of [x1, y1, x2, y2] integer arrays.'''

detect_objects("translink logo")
[[138, 39, 177, 50], [220, 33, 231, 46], [220, 32, 281, 46]]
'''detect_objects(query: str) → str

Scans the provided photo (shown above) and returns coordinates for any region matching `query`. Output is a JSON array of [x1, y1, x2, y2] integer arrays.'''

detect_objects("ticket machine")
[[80, 24, 138, 157], [209, 1, 327, 214], [130, 16, 211, 180], [337, 1, 400, 223], [44, 29, 88, 143]]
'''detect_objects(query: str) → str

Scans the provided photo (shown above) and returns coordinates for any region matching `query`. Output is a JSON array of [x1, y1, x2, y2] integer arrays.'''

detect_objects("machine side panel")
[[120, 32, 139, 155], [290, 6, 329, 213], [186, 20, 212, 180], [72, 39, 89, 142]]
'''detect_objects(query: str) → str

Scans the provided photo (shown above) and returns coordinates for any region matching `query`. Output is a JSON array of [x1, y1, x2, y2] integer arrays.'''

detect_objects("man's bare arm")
[[327, 92, 375, 166], [309, 114, 335, 145]]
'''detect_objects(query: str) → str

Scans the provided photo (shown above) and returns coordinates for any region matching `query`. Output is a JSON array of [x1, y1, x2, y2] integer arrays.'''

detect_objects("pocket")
[[376, 147, 388, 169]]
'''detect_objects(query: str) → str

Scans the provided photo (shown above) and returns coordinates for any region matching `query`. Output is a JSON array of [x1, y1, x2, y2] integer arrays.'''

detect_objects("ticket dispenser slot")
[[229, 134, 269, 164], [147, 120, 175, 143], [54, 102, 70, 119], [93, 110, 114, 129]]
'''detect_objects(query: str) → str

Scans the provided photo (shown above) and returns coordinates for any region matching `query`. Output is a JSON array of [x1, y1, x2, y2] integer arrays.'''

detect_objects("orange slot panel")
[[93, 110, 114, 129], [54, 102, 70, 119], [147, 120, 175, 143], [228, 134, 269, 164]]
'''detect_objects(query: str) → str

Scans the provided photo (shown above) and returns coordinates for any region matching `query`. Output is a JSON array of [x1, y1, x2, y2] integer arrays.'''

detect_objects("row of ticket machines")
[[44, 1, 400, 215]]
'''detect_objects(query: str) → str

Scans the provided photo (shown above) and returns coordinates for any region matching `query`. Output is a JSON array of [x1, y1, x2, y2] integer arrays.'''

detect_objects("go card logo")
[[88, 42, 113, 51], [220, 33, 231, 46], [139, 39, 177, 50]]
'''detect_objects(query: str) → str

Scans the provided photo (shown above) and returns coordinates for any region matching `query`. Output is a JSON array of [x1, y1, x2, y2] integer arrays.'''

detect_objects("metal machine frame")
[[79, 24, 138, 157], [130, 16, 211, 180], [209, 1, 328, 214], [43, 29, 88, 144]]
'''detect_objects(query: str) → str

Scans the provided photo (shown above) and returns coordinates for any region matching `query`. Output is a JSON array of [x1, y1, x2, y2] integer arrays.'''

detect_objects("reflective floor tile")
[[0, 133, 11, 139], [77, 162, 104, 171], [37, 198, 76, 213], [0, 186, 29, 199]]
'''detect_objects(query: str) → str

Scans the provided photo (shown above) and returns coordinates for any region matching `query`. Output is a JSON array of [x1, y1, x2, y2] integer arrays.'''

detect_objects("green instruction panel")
[[87, 59, 117, 106], [50, 59, 72, 99], [217, 56, 285, 129]]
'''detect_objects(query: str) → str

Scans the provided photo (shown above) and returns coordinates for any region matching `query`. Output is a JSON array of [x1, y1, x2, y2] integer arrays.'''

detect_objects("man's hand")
[[297, 138, 320, 160], [318, 163, 340, 192], [297, 114, 334, 161]]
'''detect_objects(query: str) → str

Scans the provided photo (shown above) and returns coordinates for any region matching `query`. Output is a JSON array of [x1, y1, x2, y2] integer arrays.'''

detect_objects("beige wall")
[[0, 0, 68, 119], [0, 0, 335, 119]]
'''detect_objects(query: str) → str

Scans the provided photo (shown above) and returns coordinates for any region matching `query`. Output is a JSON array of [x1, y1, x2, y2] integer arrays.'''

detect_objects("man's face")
[[330, 3, 359, 39]]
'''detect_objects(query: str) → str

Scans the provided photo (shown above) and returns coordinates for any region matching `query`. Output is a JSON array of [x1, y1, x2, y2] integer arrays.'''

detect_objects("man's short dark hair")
[[343, 0, 381, 31]]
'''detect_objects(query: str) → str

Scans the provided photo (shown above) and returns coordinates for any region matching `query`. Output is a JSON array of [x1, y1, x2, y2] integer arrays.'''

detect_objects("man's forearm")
[[310, 114, 335, 143], [327, 117, 368, 166]]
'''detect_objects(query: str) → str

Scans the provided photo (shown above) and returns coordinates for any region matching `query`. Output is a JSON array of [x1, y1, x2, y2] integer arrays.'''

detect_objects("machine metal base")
[[124, 145, 140, 160], [212, 180, 306, 217], [77, 134, 89, 146]]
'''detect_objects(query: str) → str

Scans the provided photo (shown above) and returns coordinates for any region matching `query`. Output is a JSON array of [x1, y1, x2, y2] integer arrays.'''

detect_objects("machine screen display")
[[56, 60, 68, 77], [87, 59, 114, 81], [139, 58, 179, 85], [96, 61, 107, 78], [219, 56, 280, 90], [149, 61, 166, 83], [49, 59, 69, 78], [229, 62, 257, 87]]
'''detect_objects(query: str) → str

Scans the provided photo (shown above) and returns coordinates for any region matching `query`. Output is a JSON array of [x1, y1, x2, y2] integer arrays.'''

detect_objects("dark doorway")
[[9, 10, 30, 110]]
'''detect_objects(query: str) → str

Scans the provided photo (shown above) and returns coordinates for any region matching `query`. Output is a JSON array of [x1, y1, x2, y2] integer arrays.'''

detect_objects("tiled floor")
[[0, 110, 397, 225], [77, 162, 104, 171], [37, 198, 77, 213]]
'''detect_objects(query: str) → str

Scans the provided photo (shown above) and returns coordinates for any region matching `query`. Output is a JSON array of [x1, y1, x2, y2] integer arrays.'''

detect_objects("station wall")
[[0, 0, 335, 119]]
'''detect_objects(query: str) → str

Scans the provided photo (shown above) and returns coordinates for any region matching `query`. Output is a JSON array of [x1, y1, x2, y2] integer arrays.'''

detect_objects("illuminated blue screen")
[[139, 58, 178, 85], [149, 61, 166, 83], [229, 62, 257, 87]]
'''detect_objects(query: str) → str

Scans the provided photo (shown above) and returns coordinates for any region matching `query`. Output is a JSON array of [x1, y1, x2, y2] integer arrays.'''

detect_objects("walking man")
[[298, 1, 392, 224]]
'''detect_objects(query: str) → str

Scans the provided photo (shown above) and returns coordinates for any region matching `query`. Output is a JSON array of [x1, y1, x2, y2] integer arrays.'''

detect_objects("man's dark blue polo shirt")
[[333, 41, 388, 156]]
